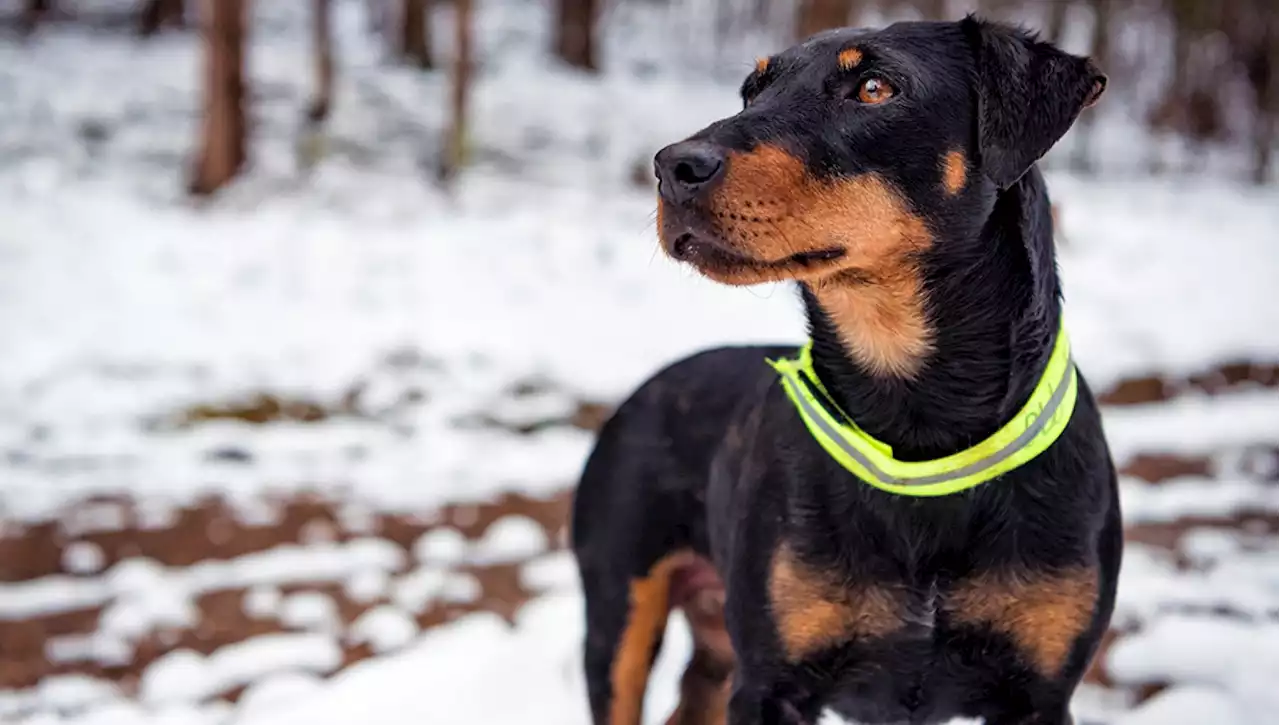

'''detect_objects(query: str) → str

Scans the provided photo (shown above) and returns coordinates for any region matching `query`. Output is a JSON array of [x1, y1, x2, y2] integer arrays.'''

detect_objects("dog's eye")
[[855, 77, 895, 104]]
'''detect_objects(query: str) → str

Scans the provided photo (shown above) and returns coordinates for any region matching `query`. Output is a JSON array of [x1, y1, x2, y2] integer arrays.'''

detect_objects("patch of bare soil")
[[0, 490, 570, 696], [1097, 361, 1278, 406], [1120, 443, 1279, 483]]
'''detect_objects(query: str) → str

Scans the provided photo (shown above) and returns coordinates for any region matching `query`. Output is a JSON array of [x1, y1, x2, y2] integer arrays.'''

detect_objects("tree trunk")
[[1088, 0, 1112, 76], [401, 0, 433, 69], [1254, 6, 1274, 184], [20, 0, 51, 34], [308, 0, 335, 123], [139, 0, 185, 36], [751, 0, 772, 26], [1043, 0, 1070, 45], [916, 0, 948, 21], [714, 0, 735, 62], [190, 0, 248, 196], [366, 0, 386, 36], [1070, 0, 1110, 173], [795, 0, 854, 40], [554, 0, 599, 71], [438, 0, 473, 183]]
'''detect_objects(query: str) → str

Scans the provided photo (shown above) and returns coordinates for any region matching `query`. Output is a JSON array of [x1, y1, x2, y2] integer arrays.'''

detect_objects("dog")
[[572, 16, 1120, 725]]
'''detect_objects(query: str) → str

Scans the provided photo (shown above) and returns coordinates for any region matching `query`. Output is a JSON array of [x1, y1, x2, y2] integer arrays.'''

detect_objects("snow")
[[0, 676, 120, 722], [469, 515, 549, 565], [1114, 686, 1249, 725], [389, 566, 447, 613], [1101, 391, 1280, 464], [411, 527, 468, 565], [1114, 544, 1277, 624], [62, 542, 107, 576], [0, 0, 1275, 724], [346, 605, 418, 654], [278, 592, 340, 632], [139, 634, 343, 706], [342, 568, 390, 605], [521, 551, 580, 593], [439, 572, 482, 604], [233, 672, 326, 720], [0, 539, 406, 622], [1108, 616, 1280, 723], [241, 586, 282, 620], [1119, 474, 1278, 524]]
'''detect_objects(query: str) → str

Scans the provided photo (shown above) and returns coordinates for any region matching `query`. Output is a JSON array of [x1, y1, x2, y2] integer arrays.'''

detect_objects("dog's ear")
[[961, 15, 1106, 189]]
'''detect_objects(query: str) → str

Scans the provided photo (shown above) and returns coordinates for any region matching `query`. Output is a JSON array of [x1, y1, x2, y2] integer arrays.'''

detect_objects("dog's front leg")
[[726, 681, 817, 725], [985, 702, 1075, 725]]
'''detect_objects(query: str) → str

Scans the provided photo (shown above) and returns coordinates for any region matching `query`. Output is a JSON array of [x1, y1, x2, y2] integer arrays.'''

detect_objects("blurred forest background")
[[3, 0, 1276, 192]]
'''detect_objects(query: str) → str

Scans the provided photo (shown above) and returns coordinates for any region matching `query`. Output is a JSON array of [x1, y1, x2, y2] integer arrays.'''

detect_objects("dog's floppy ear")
[[962, 15, 1106, 189]]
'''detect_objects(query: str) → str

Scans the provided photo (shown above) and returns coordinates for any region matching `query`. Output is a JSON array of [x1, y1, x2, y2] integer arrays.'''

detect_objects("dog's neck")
[[801, 169, 1061, 462]]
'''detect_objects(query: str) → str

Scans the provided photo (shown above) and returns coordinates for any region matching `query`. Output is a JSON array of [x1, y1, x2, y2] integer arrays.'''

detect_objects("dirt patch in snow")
[[1097, 360, 1278, 406], [0, 490, 571, 696]]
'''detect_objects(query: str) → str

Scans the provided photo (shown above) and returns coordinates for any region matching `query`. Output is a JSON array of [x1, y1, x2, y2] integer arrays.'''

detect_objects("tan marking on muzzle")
[[709, 145, 935, 376]]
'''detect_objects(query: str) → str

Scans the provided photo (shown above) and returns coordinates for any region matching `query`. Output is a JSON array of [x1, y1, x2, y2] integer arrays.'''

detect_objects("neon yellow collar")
[[768, 324, 1078, 497]]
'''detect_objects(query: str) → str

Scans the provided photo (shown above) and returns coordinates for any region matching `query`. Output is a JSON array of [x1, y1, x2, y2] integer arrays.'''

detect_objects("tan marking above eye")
[[857, 77, 895, 104], [755, 56, 770, 73], [837, 47, 862, 71], [941, 150, 967, 195]]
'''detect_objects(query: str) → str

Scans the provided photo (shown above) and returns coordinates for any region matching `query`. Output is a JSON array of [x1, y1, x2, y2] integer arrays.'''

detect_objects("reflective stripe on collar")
[[767, 324, 1078, 497]]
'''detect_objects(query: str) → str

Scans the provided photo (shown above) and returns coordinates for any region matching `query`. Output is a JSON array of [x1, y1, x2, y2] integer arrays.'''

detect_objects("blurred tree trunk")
[[1070, 0, 1111, 172], [366, 0, 386, 36], [139, 0, 185, 36], [714, 0, 735, 61], [308, 0, 335, 123], [190, 0, 248, 196], [20, 0, 50, 34], [1169, 0, 1206, 101], [401, 0, 434, 69], [438, 0, 473, 183], [554, 0, 599, 71], [1252, 12, 1277, 184], [751, 0, 772, 26], [916, 0, 948, 21], [1043, 0, 1070, 44], [796, 0, 854, 39]]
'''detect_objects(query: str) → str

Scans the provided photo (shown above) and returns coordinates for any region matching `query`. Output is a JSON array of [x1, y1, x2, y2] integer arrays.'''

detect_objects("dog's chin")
[[662, 231, 847, 287]]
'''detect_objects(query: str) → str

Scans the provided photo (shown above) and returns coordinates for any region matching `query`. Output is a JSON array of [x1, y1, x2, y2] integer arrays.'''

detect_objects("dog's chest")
[[767, 542, 1101, 680], [767, 544, 940, 661]]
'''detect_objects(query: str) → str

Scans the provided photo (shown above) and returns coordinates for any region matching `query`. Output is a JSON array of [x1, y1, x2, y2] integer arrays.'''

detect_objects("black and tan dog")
[[572, 16, 1120, 725]]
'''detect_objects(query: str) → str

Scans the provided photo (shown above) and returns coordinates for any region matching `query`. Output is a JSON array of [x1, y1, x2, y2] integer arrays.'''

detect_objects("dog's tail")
[[579, 549, 734, 725]]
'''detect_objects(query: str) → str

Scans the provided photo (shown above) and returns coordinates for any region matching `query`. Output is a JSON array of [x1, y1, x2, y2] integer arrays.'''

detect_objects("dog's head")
[[654, 17, 1105, 288]]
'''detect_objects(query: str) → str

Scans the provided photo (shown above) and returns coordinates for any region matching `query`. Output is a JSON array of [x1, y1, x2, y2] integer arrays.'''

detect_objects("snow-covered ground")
[[0, 2, 1276, 724]]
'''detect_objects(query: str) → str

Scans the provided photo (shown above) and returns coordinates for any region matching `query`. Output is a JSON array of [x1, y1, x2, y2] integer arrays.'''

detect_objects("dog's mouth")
[[666, 230, 846, 283], [670, 233, 844, 267]]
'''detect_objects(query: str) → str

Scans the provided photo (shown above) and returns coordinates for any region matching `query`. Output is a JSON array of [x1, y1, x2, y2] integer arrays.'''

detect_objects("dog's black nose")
[[654, 142, 726, 205]]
